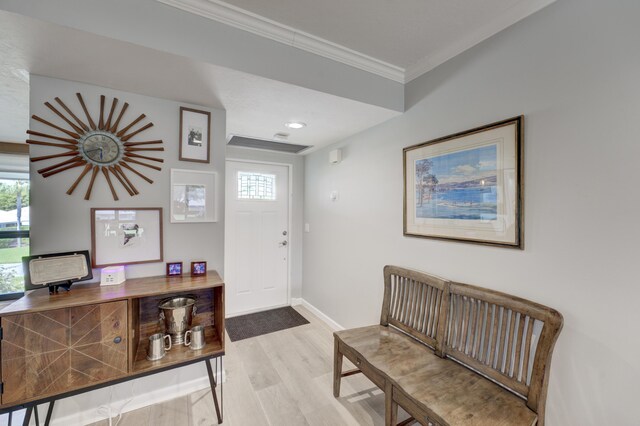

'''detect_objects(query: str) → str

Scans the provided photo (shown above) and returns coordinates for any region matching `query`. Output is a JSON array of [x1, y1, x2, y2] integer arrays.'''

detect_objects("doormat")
[[226, 306, 310, 342]]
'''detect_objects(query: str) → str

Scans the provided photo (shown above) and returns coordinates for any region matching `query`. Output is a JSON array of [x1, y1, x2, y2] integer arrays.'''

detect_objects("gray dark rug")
[[226, 306, 310, 342]]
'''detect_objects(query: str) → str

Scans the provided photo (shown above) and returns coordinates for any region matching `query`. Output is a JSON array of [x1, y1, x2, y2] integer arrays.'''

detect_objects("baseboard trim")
[[296, 298, 344, 331], [49, 369, 224, 425]]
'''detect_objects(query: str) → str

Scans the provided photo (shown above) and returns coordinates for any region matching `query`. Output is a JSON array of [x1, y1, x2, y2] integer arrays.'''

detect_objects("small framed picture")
[[191, 261, 207, 276], [166, 262, 183, 277], [179, 107, 211, 163]]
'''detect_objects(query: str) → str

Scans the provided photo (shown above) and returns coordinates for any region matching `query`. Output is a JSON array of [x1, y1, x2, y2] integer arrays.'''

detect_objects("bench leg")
[[333, 336, 343, 398], [385, 381, 398, 426]]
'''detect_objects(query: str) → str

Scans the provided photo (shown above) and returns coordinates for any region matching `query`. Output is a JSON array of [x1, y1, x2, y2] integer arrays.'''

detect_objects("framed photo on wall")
[[170, 169, 217, 223], [91, 208, 164, 267], [403, 116, 523, 248], [179, 107, 211, 163]]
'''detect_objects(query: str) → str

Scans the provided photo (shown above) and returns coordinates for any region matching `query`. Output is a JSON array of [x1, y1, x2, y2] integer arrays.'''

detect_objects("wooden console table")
[[0, 272, 225, 426]]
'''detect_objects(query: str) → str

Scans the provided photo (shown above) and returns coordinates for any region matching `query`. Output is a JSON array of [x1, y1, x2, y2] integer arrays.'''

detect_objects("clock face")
[[81, 132, 121, 165]]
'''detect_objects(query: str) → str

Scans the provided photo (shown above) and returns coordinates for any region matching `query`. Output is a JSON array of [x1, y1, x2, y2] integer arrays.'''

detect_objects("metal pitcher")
[[158, 295, 197, 345]]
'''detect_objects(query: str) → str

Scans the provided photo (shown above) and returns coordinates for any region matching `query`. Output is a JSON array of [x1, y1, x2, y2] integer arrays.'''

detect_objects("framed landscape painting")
[[403, 116, 523, 248]]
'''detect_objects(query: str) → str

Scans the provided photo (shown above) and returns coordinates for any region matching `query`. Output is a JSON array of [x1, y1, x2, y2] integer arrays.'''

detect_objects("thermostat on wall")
[[101, 265, 126, 286]]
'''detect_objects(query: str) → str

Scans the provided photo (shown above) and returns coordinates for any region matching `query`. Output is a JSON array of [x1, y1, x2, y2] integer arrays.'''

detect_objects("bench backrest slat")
[[380, 265, 450, 356], [445, 282, 563, 418]]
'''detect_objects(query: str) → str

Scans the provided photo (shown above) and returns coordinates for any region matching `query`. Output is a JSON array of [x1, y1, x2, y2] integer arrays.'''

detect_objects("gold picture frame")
[[403, 116, 523, 248]]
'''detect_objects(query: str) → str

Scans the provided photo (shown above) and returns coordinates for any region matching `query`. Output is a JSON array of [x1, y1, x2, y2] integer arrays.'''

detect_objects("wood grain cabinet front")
[[1, 300, 128, 405]]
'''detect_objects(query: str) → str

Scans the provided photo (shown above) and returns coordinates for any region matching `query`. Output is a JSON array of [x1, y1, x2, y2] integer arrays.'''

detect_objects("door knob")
[[279, 240, 288, 247]]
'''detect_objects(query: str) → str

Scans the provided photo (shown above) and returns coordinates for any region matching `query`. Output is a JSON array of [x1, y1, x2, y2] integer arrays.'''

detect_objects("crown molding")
[[158, 0, 556, 85], [404, 0, 557, 82], [156, 0, 405, 83]]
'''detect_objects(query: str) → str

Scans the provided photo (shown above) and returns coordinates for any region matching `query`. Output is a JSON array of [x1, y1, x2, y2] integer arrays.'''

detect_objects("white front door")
[[225, 161, 289, 316]]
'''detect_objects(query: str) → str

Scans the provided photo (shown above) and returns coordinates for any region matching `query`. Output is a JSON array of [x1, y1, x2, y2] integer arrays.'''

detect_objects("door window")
[[237, 172, 276, 200]]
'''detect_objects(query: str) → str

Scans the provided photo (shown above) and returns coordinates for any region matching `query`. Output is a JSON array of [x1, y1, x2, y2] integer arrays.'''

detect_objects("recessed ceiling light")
[[285, 121, 306, 129]]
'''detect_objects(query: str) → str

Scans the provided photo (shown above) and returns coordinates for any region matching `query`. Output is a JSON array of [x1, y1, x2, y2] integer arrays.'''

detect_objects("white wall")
[[29, 75, 226, 424], [303, 0, 640, 424], [226, 146, 304, 299]]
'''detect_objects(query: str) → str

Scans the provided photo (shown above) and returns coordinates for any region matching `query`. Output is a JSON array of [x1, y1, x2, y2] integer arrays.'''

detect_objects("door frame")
[[224, 158, 293, 317]]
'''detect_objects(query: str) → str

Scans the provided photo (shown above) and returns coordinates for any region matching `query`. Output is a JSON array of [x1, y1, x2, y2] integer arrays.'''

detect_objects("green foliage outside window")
[[0, 180, 30, 296], [0, 181, 29, 211]]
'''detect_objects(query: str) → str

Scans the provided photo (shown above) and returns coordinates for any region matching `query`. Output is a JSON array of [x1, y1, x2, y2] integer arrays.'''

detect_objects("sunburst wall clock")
[[26, 93, 164, 201]]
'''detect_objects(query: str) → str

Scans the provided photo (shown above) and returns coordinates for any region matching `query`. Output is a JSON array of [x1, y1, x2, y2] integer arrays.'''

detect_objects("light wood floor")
[[89, 306, 409, 426]]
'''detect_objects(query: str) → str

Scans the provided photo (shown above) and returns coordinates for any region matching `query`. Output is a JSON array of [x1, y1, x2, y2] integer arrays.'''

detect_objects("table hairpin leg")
[[219, 356, 223, 422], [15, 399, 54, 426], [205, 356, 223, 424], [44, 401, 55, 426], [22, 406, 33, 426]]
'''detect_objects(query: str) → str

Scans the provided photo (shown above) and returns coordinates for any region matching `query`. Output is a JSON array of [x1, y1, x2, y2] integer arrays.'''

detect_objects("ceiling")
[[0, 0, 556, 148], [0, 10, 399, 149], [161, 0, 556, 81]]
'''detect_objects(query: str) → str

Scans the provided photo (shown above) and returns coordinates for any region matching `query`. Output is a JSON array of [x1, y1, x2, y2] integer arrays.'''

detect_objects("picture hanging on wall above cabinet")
[[170, 169, 217, 223], [403, 116, 523, 248], [26, 93, 164, 201], [179, 107, 211, 163], [91, 207, 164, 267]]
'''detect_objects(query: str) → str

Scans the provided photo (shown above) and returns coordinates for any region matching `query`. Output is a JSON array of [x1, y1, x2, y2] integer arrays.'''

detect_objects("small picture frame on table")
[[166, 262, 183, 277], [191, 261, 207, 276], [179, 107, 211, 163]]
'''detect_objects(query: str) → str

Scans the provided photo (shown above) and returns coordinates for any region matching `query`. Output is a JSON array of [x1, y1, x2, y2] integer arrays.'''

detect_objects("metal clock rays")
[[26, 94, 164, 201]]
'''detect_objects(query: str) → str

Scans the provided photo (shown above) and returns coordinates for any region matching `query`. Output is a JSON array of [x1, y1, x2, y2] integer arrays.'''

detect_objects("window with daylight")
[[0, 144, 30, 300], [237, 172, 276, 200]]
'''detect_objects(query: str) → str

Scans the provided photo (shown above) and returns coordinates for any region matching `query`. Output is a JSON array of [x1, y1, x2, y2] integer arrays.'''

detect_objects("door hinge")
[[0, 326, 3, 340], [1, 382, 4, 394]]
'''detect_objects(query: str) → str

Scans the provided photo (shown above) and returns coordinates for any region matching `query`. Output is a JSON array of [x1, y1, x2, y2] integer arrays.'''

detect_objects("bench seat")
[[336, 325, 537, 426]]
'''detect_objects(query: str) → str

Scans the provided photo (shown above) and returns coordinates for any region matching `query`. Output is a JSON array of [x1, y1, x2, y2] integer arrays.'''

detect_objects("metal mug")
[[147, 332, 172, 361], [184, 325, 206, 350]]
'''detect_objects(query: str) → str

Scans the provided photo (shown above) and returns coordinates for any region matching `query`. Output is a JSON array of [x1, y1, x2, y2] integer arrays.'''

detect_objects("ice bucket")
[[158, 295, 197, 345]]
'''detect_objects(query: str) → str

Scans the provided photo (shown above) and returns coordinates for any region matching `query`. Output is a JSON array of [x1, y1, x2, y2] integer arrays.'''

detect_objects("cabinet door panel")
[[1, 301, 128, 405]]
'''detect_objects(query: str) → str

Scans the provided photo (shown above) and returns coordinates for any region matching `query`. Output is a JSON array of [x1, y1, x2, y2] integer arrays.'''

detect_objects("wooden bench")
[[333, 266, 563, 426]]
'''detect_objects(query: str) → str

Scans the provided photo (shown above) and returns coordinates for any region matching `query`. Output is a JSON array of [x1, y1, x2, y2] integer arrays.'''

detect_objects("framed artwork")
[[170, 169, 217, 223], [179, 107, 211, 163], [191, 261, 207, 276], [403, 116, 523, 248], [166, 262, 183, 277], [91, 208, 164, 267]]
